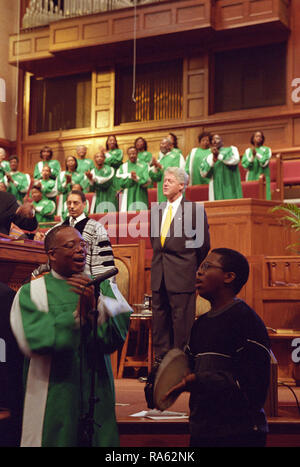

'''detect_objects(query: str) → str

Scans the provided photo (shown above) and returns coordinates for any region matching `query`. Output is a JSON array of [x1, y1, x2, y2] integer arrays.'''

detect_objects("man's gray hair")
[[164, 166, 189, 190]]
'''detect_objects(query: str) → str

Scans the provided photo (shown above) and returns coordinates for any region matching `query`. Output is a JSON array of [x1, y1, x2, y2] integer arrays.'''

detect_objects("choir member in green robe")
[[57, 156, 89, 216], [168, 132, 183, 157], [134, 136, 153, 165], [242, 131, 272, 200], [10, 224, 132, 447], [185, 132, 211, 186], [116, 146, 150, 212], [149, 137, 185, 203], [86, 150, 117, 213], [34, 164, 58, 206], [30, 186, 56, 223], [5, 156, 31, 203], [104, 135, 123, 170], [0, 147, 10, 174], [200, 134, 243, 201], [33, 146, 61, 181], [76, 144, 95, 174], [104, 135, 123, 204]]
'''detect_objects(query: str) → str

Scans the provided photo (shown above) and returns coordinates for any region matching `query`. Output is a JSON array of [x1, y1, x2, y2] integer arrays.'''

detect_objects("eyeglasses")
[[199, 262, 224, 273], [52, 240, 87, 252]]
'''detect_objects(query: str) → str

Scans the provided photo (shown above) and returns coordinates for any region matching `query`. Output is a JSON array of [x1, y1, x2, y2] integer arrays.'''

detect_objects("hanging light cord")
[[15, 0, 21, 115], [132, 0, 137, 104]]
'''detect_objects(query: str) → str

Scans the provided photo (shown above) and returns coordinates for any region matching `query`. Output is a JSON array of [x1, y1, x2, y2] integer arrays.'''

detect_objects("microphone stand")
[[78, 282, 101, 447]]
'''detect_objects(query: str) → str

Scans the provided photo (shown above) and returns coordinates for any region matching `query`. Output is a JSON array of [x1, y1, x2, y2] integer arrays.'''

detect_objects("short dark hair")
[[250, 130, 265, 146], [198, 131, 212, 144], [212, 248, 250, 294], [9, 155, 18, 162], [31, 185, 42, 193], [127, 146, 137, 153], [45, 225, 70, 253], [67, 189, 86, 203]]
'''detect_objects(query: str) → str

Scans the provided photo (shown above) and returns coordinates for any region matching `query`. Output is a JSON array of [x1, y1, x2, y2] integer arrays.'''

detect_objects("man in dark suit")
[[150, 167, 210, 364], [0, 191, 38, 236]]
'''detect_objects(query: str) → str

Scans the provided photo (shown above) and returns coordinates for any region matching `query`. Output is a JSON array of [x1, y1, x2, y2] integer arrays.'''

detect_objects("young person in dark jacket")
[[163, 248, 270, 447]]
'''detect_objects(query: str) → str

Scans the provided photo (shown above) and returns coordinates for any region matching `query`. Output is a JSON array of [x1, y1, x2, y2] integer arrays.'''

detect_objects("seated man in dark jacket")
[[0, 192, 38, 236], [163, 248, 270, 447]]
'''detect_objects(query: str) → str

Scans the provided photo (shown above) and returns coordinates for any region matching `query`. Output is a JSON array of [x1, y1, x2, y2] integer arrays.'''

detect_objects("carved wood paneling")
[[9, 27, 51, 64], [215, 0, 289, 30], [93, 69, 114, 131], [184, 55, 208, 121]]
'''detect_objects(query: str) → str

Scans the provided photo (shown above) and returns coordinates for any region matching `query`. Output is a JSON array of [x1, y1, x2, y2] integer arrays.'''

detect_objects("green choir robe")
[[116, 160, 149, 211], [105, 149, 123, 170], [137, 151, 152, 165], [57, 170, 89, 216], [38, 178, 58, 204], [185, 147, 210, 185], [200, 146, 243, 201], [33, 197, 56, 223], [89, 165, 117, 213], [7, 171, 31, 203], [0, 160, 10, 174], [10, 271, 132, 447], [77, 158, 95, 174], [34, 160, 61, 180], [242, 146, 272, 200], [149, 150, 185, 202]]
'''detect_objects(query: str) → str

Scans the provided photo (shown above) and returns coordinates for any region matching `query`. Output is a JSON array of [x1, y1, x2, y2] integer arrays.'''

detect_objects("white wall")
[[0, 0, 20, 142]]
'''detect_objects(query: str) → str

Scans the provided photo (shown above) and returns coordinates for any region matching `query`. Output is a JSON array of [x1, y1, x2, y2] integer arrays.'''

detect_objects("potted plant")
[[271, 203, 300, 253]]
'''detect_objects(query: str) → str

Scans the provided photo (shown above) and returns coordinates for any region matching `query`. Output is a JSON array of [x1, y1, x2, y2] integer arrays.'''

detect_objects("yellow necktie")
[[161, 205, 172, 246]]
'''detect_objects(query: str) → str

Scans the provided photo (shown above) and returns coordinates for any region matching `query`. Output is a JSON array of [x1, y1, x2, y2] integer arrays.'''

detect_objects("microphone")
[[85, 267, 119, 287]]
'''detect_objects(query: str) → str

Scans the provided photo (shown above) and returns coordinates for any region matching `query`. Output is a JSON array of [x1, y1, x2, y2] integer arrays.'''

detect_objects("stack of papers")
[[130, 409, 188, 420]]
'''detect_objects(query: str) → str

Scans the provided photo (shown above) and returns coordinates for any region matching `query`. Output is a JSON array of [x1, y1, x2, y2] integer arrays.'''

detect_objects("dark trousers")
[[152, 279, 196, 359]]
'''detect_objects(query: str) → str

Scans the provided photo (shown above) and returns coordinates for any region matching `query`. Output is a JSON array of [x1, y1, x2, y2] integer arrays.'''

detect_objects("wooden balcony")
[[9, 0, 290, 74]]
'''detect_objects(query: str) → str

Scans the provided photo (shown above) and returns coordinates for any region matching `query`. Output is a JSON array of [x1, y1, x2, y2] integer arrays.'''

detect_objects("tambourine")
[[144, 348, 190, 411]]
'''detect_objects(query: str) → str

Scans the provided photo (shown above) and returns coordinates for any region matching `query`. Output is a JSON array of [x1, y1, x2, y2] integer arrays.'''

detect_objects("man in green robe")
[[4, 156, 31, 203], [116, 146, 150, 212], [149, 137, 185, 203], [185, 132, 211, 186], [76, 145, 95, 174], [200, 134, 243, 201], [10, 224, 132, 447], [242, 131, 272, 200]]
